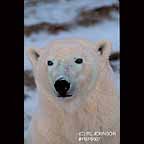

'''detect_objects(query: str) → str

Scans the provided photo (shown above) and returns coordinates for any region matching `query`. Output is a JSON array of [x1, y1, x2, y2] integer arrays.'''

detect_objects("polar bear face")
[[27, 39, 112, 106]]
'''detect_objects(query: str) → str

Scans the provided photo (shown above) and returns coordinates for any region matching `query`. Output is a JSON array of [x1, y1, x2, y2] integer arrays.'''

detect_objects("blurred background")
[[24, 0, 120, 137]]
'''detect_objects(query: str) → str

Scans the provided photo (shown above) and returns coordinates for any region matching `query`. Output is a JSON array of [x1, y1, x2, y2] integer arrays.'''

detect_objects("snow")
[[24, 89, 38, 115], [111, 60, 120, 97], [24, 87, 38, 138], [25, 0, 118, 25], [24, 19, 119, 70]]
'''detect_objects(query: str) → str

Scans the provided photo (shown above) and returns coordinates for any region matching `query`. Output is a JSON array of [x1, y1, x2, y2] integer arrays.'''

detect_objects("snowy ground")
[[25, 0, 118, 25], [24, 86, 38, 137], [111, 60, 120, 97]]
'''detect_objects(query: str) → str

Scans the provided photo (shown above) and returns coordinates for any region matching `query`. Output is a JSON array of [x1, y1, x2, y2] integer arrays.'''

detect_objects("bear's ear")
[[96, 40, 112, 59], [27, 48, 42, 66]]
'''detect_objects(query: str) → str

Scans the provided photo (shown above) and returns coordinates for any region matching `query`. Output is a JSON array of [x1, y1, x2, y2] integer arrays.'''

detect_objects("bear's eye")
[[75, 58, 83, 64], [47, 60, 54, 66]]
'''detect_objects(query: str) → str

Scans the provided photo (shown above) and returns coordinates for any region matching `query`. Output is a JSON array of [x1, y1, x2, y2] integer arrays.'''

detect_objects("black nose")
[[54, 79, 70, 95]]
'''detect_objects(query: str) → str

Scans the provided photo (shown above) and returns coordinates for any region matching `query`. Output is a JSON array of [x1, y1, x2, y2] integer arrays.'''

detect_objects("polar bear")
[[26, 38, 120, 144]]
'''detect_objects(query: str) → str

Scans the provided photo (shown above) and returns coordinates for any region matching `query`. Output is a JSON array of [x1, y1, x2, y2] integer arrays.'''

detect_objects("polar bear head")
[[27, 39, 112, 110]]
